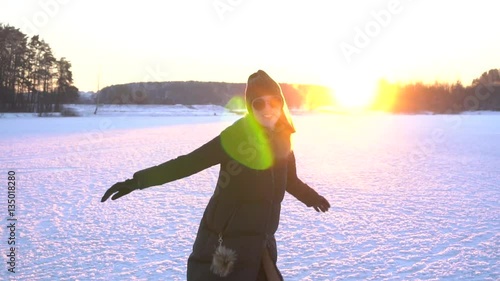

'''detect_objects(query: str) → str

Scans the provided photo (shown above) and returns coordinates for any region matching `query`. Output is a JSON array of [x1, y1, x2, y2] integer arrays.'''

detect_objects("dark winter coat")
[[133, 116, 322, 281]]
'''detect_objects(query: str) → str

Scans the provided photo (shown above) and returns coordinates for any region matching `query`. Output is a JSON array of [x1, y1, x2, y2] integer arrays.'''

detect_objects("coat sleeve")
[[286, 151, 320, 207], [132, 135, 224, 189]]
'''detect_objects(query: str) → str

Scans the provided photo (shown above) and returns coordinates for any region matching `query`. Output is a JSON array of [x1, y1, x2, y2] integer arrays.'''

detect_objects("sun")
[[330, 76, 379, 112]]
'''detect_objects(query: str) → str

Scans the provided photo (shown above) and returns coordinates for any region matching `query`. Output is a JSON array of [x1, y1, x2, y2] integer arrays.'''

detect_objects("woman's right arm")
[[133, 135, 224, 189]]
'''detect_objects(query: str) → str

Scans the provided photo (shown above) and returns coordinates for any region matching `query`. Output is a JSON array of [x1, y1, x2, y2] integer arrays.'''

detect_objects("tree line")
[[0, 24, 78, 114], [372, 69, 500, 113], [97, 81, 334, 110], [98, 69, 500, 114]]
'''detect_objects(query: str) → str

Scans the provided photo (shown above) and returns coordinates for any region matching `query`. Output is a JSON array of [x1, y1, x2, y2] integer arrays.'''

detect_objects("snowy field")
[[0, 108, 499, 280]]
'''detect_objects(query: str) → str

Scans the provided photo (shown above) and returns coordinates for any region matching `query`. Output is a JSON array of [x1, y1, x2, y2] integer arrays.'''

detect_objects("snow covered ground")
[[0, 109, 499, 280]]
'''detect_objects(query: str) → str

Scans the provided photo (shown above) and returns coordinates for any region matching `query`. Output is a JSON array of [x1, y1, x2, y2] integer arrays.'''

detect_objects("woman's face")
[[251, 95, 283, 129]]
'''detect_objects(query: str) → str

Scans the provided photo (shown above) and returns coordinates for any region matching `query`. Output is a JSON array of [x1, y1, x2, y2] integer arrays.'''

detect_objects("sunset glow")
[[330, 77, 379, 112], [371, 79, 399, 112], [1, 0, 499, 95]]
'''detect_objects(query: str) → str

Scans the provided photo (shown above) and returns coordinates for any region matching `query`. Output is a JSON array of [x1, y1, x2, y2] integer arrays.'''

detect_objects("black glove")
[[312, 196, 330, 212], [101, 178, 139, 202]]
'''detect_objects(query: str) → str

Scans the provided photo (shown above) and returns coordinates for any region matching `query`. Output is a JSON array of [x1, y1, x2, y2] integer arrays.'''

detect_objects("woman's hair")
[[270, 119, 293, 160]]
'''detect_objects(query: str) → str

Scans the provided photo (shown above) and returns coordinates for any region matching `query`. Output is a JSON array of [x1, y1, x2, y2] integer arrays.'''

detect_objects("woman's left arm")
[[286, 151, 330, 212]]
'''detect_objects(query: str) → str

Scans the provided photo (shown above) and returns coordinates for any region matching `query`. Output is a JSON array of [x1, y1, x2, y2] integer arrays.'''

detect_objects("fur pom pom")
[[210, 245, 237, 277]]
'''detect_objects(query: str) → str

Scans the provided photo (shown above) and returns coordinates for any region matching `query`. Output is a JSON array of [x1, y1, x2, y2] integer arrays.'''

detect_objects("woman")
[[101, 70, 331, 281]]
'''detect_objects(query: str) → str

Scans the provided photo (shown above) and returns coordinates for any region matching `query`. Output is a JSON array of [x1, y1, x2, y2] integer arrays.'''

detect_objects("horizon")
[[79, 76, 484, 93]]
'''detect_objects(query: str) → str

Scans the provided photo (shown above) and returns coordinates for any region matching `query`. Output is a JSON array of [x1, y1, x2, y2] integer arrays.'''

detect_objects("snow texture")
[[0, 107, 499, 280]]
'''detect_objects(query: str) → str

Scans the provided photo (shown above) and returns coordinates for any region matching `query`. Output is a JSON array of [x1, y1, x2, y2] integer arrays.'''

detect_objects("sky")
[[1, 0, 500, 107]]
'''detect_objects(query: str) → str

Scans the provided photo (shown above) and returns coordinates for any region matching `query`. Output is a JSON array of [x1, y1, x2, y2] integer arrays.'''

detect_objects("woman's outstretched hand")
[[313, 196, 330, 212], [101, 179, 138, 202]]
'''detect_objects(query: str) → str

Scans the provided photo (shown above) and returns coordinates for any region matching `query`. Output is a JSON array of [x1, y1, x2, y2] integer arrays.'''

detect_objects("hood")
[[244, 70, 295, 134]]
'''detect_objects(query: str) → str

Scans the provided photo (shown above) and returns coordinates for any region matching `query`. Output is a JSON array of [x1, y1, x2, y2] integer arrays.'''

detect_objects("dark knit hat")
[[244, 70, 283, 109]]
